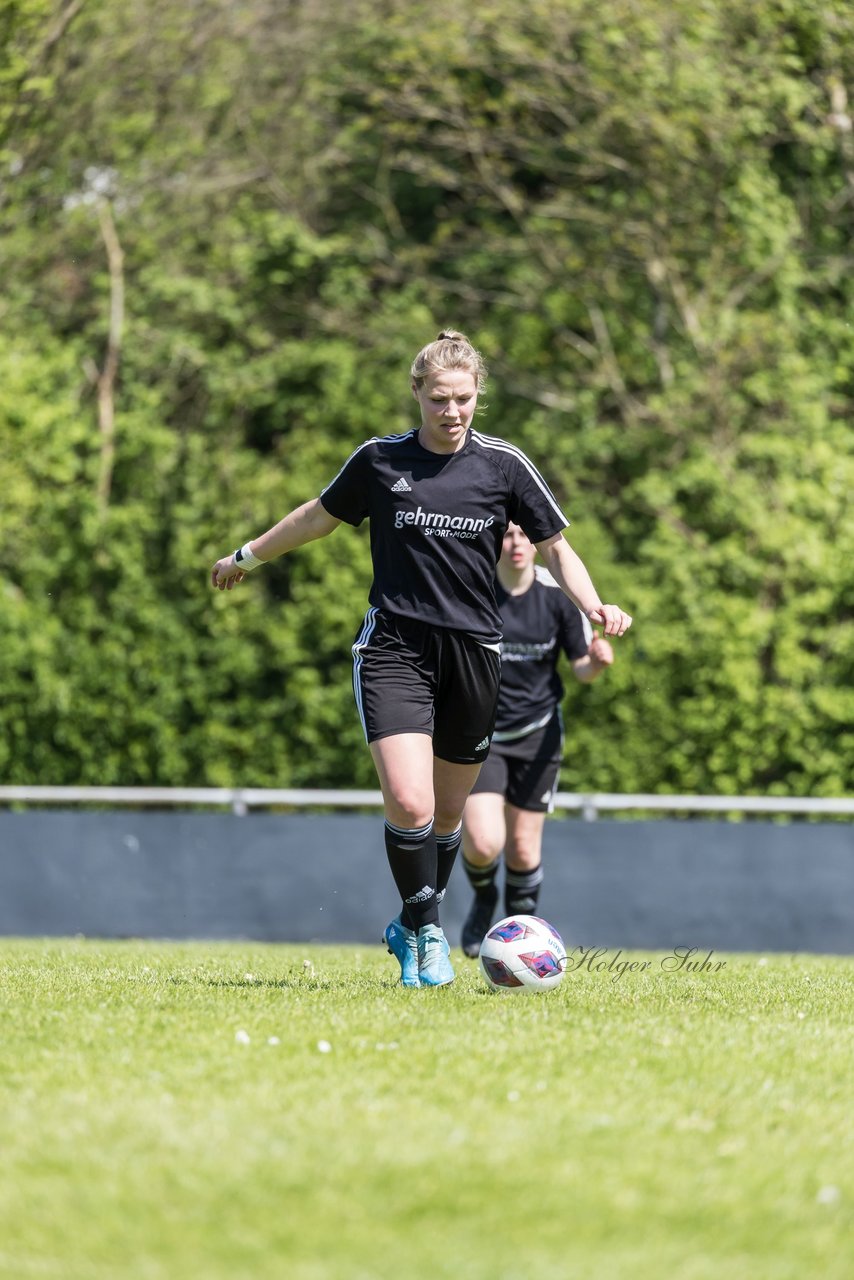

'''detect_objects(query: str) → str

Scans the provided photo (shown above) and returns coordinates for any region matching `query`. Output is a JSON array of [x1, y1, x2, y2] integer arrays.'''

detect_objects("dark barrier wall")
[[0, 811, 852, 953]]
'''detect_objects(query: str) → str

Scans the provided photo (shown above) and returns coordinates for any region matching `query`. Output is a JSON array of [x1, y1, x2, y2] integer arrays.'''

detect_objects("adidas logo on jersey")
[[391, 477, 412, 492]]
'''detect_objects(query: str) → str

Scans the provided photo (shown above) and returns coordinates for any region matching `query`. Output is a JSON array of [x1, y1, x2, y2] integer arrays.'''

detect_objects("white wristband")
[[234, 542, 262, 571]]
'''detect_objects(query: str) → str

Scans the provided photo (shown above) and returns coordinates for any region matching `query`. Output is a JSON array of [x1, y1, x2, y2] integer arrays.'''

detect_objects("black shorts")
[[469, 710, 563, 812], [352, 609, 501, 765]]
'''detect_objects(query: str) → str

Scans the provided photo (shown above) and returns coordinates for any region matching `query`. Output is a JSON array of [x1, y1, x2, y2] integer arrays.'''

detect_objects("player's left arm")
[[535, 533, 632, 638]]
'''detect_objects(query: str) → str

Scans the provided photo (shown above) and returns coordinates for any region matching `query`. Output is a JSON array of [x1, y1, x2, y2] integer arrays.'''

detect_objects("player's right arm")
[[210, 497, 341, 590]]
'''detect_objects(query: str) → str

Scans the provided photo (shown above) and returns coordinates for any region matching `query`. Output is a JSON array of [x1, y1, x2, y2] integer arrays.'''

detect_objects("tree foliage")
[[1, 0, 852, 794]]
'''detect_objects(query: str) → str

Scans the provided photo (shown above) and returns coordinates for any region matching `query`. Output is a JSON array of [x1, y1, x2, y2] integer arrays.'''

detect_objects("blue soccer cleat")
[[383, 915, 420, 988], [417, 924, 455, 987]]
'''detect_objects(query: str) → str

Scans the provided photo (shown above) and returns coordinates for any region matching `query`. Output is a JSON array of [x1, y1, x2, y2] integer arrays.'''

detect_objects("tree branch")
[[41, 0, 87, 58], [95, 199, 124, 513]]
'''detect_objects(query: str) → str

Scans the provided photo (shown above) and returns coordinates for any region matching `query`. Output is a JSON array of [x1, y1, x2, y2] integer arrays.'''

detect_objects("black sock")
[[435, 823, 462, 905], [462, 853, 499, 900], [505, 865, 544, 917], [384, 819, 438, 931]]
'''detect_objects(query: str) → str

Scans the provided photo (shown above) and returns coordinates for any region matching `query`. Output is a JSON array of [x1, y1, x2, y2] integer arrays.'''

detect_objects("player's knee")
[[385, 790, 434, 831], [506, 843, 541, 872], [464, 830, 503, 864]]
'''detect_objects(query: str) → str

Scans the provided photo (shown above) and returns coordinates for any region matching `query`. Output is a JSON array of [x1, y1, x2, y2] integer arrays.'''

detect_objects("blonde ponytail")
[[410, 330, 488, 393]]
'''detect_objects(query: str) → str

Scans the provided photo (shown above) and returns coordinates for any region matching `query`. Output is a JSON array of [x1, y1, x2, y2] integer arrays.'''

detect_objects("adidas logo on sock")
[[391, 477, 412, 492], [405, 885, 435, 903]]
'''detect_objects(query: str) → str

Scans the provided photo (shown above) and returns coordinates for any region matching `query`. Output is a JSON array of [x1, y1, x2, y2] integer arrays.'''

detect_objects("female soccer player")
[[460, 522, 614, 957], [211, 331, 632, 988]]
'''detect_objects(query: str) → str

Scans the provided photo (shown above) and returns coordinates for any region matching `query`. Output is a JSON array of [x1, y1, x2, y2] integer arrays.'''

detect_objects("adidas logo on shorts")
[[475, 737, 490, 752], [391, 477, 412, 492]]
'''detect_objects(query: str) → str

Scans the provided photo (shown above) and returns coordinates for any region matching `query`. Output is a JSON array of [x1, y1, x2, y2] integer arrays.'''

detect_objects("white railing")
[[0, 785, 852, 820]]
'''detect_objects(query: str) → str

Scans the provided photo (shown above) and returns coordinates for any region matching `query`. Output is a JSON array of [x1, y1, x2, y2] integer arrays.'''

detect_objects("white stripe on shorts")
[[351, 607, 380, 742]]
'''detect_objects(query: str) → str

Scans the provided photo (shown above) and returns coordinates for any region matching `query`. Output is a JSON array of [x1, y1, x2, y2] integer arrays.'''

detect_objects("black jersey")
[[493, 567, 591, 740], [320, 428, 568, 644]]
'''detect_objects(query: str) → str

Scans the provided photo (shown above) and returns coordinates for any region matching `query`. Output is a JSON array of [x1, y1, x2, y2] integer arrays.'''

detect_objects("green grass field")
[[1, 939, 852, 1280]]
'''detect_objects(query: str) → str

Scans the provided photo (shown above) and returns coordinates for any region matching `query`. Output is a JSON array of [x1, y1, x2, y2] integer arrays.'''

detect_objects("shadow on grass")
[[165, 974, 335, 991], [163, 974, 412, 992]]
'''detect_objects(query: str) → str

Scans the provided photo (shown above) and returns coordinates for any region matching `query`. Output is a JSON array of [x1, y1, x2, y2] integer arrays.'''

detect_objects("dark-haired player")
[[211, 332, 631, 988], [461, 523, 614, 956]]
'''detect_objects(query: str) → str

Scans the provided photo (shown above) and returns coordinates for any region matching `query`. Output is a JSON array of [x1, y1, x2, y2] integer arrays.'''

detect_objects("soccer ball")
[[478, 915, 567, 993]]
